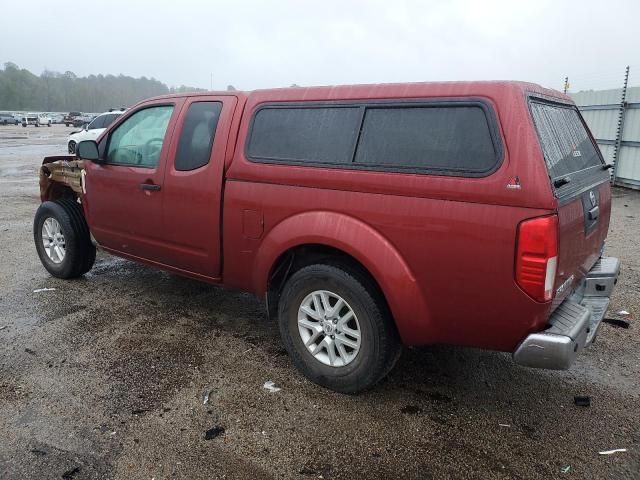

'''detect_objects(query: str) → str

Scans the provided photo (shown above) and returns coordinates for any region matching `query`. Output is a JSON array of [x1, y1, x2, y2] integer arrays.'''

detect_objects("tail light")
[[516, 215, 558, 302]]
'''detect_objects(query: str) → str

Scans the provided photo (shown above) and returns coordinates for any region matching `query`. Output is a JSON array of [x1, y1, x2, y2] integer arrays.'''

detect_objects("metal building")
[[571, 85, 640, 189]]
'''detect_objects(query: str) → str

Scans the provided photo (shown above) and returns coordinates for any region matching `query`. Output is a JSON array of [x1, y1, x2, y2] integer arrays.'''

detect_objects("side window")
[[247, 107, 361, 164], [106, 106, 174, 168], [175, 102, 222, 171], [88, 116, 104, 130], [103, 114, 119, 128], [354, 106, 497, 172]]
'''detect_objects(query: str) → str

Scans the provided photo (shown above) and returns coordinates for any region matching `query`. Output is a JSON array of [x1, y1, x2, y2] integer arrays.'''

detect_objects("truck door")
[[159, 95, 237, 278], [83, 99, 184, 263]]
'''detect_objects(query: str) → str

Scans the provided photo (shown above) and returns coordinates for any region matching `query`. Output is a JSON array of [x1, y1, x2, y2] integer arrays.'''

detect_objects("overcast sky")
[[1, 0, 637, 92]]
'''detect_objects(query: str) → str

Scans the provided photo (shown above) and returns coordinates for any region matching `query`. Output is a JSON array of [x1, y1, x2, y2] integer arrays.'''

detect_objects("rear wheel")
[[278, 264, 401, 393], [34, 198, 96, 279]]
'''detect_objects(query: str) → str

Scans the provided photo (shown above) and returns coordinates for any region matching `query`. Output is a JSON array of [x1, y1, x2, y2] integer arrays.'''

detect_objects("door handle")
[[140, 183, 161, 191], [588, 206, 599, 221]]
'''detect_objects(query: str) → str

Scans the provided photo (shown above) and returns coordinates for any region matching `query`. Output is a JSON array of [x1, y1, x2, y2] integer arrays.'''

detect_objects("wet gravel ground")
[[0, 125, 638, 479]]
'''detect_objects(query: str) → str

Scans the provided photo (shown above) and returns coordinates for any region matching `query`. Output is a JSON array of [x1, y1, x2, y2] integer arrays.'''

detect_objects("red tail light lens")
[[516, 215, 558, 302]]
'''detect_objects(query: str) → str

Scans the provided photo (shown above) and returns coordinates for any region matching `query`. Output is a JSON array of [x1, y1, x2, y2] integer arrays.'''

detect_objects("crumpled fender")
[[252, 211, 433, 345], [39, 156, 85, 202]]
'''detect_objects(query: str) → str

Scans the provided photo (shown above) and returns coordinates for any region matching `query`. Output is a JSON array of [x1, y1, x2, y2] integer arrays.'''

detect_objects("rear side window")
[[530, 102, 603, 179], [355, 106, 496, 172], [246, 101, 500, 175], [247, 107, 361, 164], [175, 102, 222, 171]]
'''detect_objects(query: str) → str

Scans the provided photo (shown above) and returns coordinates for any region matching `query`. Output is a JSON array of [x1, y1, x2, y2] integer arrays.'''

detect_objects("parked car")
[[34, 82, 620, 393], [37, 113, 52, 127], [50, 113, 65, 124], [21, 114, 38, 127], [67, 109, 127, 154], [63, 112, 83, 127], [21, 113, 51, 127], [0, 112, 19, 125]]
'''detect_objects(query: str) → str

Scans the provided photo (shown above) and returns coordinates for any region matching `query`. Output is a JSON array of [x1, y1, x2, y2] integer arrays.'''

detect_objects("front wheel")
[[34, 198, 96, 279], [278, 264, 401, 393], [68, 141, 76, 154]]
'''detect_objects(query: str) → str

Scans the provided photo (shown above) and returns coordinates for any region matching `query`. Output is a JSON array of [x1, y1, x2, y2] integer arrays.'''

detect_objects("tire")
[[65, 123, 70, 127], [34, 198, 96, 279], [68, 141, 76, 154], [278, 263, 401, 393], [47, 122, 51, 127]]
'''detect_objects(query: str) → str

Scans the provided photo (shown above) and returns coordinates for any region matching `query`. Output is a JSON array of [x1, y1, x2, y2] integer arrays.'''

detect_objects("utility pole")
[[563, 76, 569, 94], [611, 65, 630, 184]]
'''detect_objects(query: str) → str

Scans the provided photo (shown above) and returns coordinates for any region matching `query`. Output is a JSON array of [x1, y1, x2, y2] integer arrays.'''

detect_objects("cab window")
[[106, 106, 174, 168], [175, 102, 222, 171]]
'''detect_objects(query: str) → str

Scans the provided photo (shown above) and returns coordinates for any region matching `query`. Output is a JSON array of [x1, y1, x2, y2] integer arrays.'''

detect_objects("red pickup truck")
[[34, 81, 620, 393]]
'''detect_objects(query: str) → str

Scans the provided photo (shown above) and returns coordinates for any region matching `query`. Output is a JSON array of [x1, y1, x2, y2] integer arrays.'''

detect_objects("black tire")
[[65, 123, 70, 127], [34, 198, 96, 279], [278, 264, 401, 393], [47, 122, 51, 127], [68, 141, 76, 154]]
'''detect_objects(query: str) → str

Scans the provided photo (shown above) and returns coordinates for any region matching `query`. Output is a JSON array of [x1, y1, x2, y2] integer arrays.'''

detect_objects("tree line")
[[0, 62, 205, 113]]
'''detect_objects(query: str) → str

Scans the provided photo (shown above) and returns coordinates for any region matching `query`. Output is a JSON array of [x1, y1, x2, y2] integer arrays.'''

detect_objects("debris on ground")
[[204, 426, 225, 440], [61, 466, 81, 479], [617, 310, 630, 315], [24, 348, 36, 355], [574, 396, 591, 407], [0, 325, 7, 331], [33, 287, 56, 293], [598, 448, 627, 455], [263, 381, 281, 393], [603, 318, 631, 329], [499, 423, 511, 427], [561, 465, 571, 474], [203, 389, 212, 405]]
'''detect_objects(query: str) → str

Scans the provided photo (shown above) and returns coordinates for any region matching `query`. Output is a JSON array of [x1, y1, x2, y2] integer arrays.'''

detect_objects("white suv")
[[37, 113, 52, 127], [68, 109, 126, 154], [22, 113, 52, 127]]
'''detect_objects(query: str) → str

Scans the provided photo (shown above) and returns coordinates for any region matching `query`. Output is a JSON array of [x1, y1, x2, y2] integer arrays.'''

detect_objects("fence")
[[569, 68, 640, 189]]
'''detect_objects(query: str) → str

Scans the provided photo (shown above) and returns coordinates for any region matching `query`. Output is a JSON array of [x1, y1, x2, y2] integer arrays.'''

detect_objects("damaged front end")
[[39, 156, 85, 202]]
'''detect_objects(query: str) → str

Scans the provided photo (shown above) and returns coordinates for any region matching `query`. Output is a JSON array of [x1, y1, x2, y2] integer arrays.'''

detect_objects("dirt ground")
[[0, 125, 638, 480]]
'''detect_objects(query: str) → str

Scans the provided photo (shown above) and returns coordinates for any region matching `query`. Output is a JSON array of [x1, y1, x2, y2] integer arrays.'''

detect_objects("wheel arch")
[[39, 156, 84, 203], [253, 211, 433, 345]]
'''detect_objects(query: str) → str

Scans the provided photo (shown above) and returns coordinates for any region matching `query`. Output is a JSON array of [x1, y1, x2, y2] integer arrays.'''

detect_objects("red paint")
[[65, 81, 610, 353]]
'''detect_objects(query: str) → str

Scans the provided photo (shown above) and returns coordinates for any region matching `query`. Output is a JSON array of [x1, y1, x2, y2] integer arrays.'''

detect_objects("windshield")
[[530, 101, 603, 179]]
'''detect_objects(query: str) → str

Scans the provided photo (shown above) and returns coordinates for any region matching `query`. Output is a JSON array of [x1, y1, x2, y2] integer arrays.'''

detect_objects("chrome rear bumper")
[[513, 256, 620, 370]]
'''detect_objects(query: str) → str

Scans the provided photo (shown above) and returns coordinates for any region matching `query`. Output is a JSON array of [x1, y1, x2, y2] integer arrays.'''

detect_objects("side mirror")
[[84, 124, 89, 131], [77, 140, 101, 162]]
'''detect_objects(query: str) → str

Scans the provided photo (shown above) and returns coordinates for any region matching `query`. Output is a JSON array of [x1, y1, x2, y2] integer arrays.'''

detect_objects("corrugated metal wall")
[[571, 86, 640, 189]]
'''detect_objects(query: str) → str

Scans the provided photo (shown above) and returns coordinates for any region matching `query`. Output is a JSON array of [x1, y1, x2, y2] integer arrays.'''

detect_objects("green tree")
[[0, 63, 203, 112]]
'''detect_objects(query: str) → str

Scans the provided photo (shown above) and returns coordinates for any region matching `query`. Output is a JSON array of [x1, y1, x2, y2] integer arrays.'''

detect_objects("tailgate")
[[529, 99, 612, 308]]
